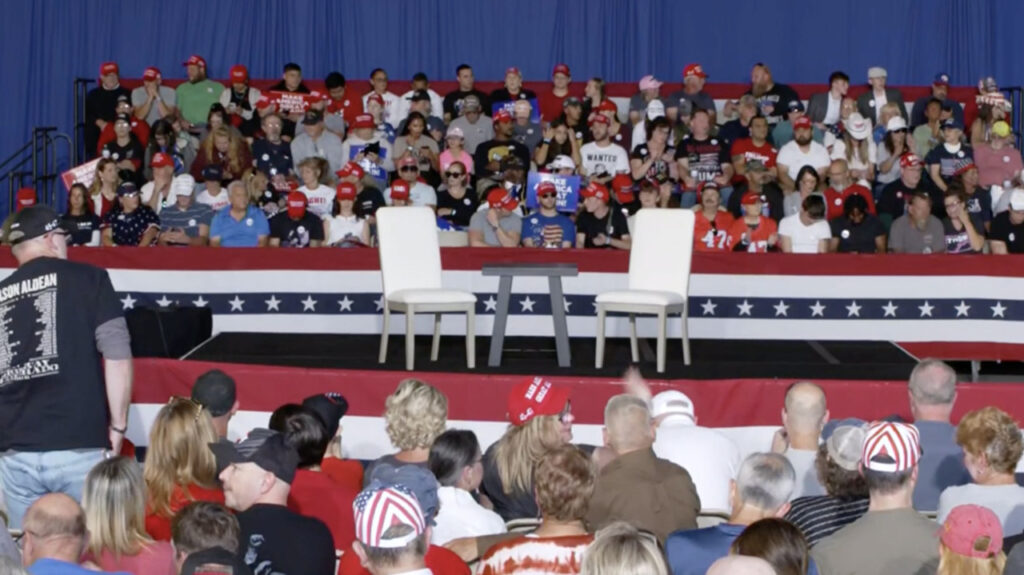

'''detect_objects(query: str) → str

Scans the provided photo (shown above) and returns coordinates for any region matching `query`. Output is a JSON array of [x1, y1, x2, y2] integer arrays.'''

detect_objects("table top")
[[481, 262, 580, 277]]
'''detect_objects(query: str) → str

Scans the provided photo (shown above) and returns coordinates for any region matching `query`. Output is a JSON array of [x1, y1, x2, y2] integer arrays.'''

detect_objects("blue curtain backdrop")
[[0, 0, 1017, 203]]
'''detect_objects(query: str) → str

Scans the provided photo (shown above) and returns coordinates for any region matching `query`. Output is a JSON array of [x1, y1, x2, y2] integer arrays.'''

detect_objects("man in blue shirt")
[[210, 181, 270, 247], [521, 181, 574, 248], [22, 493, 130, 575], [908, 359, 971, 511]]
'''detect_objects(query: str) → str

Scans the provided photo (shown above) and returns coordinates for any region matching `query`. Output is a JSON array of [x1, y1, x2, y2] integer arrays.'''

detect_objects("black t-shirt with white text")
[[576, 209, 630, 248], [62, 213, 101, 246], [238, 504, 335, 575], [989, 211, 1024, 253], [0, 257, 123, 451], [269, 212, 325, 247], [674, 135, 730, 182], [443, 88, 491, 119], [745, 83, 800, 125]]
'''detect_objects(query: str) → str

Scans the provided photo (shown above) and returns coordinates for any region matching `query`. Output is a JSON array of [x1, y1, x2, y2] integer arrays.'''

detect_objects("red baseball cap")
[[182, 55, 207, 69], [683, 63, 708, 80], [505, 67, 522, 78], [552, 63, 571, 77], [336, 182, 357, 201], [256, 95, 273, 110], [142, 67, 161, 81], [486, 188, 519, 211], [536, 181, 558, 198], [336, 161, 366, 181], [793, 116, 813, 130], [390, 180, 410, 200], [286, 191, 307, 218], [581, 181, 610, 202], [366, 93, 385, 107], [99, 62, 119, 76], [493, 109, 513, 124], [398, 154, 418, 168], [351, 114, 375, 129], [900, 153, 924, 169], [229, 65, 248, 83], [938, 504, 1003, 559], [150, 152, 174, 169], [741, 192, 764, 206], [611, 174, 635, 204], [507, 376, 570, 426], [588, 112, 610, 126], [16, 188, 36, 211], [597, 100, 619, 114]]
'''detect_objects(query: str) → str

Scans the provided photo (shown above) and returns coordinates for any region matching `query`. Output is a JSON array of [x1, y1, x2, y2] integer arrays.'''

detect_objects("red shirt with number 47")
[[694, 211, 735, 251], [726, 216, 778, 252]]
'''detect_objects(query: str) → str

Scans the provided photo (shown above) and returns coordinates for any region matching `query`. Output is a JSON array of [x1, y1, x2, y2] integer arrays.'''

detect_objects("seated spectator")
[[538, 64, 575, 123], [298, 392, 364, 493], [888, 191, 946, 253], [829, 194, 886, 253], [822, 159, 876, 220], [323, 72, 362, 136], [677, 109, 735, 207], [448, 94, 493, 155], [707, 556, 776, 575], [195, 103, 232, 144], [580, 77, 608, 123], [325, 182, 369, 246], [727, 191, 779, 252], [970, 87, 1010, 147], [610, 174, 640, 216], [774, 382, 828, 499], [744, 63, 800, 126], [348, 486, 433, 575], [156, 175, 212, 246], [169, 502, 241, 575], [926, 119, 973, 193], [387, 154, 437, 208], [143, 397, 223, 541], [436, 161, 478, 229], [387, 180, 413, 207], [876, 117, 911, 191], [219, 65, 262, 138], [666, 63, 715, 123], [470, 187, 522, 247], [870, 102, 903, 145], [831, 114, 877, 184], [580, 109, 632, 185], [510, 99, 543, 155], [779, 195, 831, 253], [911, 73, 964, 128], [440, 126, 474, 175], [190, 125, 252, 185], [269, 192, 324, 248], [337, 161, 386, 221], [630, 116, 676, 206], [444, 64, 490, 123], [665, 453, 796, 575], [194, 165, 228, 211], [807, 71, 849, 128], [473, 109, 532, 189], [89, 159, 121, 218], [428, 429, 506, 546], [176, 55, 224, 132], [728, 160, 784, 222], [521, 181, 574, 248], [576, 182, 631, 249], [877, 153, 942, 229], [628, 75, 667, 126], [364, 379, 448, 484], [81, 457, 174, 575], [19, 494, 110, 575], [489, 66, 538, 110], [694, 183, 735, 252], [396, 108, 441, 171], [97, 95, 150, 157], [561, 97, 590, 143], [140, 152, 176, 214], [950, 163, 992, 232], [144, 119, 195, 180], [719, 95, 759, 146], [587, 394, 699, 542], [102, 113, 145, 181], [342, 115, 395, 173], [361, 68, 400, 127], [937, 407, 1024, 533], [209, 181, 270, 247], [811, 422, 939, 575], [974, 120, 1022, 188], [732, 116, 779, 183], [782, 166, 821, 218], [942, 187, 985, 254], [937, 505, 1007, 575], [535, 117, 581, 171], [580, 522, 669, 575], [912, 98, 945, 158], [291, 109, 345, 176], [62, 183, 101, 246], [731, 518, 810, 575], [990, 189, 1024, 254], [784, 425, 870, 547], [856, 67, 907, 125], [626, 178, 662, 235], [776, 118, 831, 193], [211, 429, 335, 574], [252, 113, 295, 183], [261, 62, 312, 139], [772, 100, 825, 148], [132, 66, 176, 126], [481, 377, 573, 522], [295, 156, 335, 217], [364, 92, 398, 144], [478, 445, 594, 575], [189, 369, 238, 440], [101, 183, 159, 247]]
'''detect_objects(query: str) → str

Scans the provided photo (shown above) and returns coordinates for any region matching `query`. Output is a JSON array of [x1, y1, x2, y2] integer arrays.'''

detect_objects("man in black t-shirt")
[[443, 64, 491, 123], [676, 109, 735, 208], [878, 153, 944, 228], [576, 182, 631, 249], [829, 194, 887, 253], [743, 63, 800, 126], [489, 67, 538, 112], [85, 62, 130, 160], [990, 190, 1024, 254], [269, 192, 325, 248], [0, 205, 132, 529], [212, 429, 335, 575]]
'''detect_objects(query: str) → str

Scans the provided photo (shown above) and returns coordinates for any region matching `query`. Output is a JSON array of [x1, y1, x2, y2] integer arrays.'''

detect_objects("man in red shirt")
[[731, 116, 778, 182], [727, 192, 779, 252], [822, 159, 876, 220], [324, 72, 363, 133], [693, 183, 735, 252], [539, 64, 574, 123]]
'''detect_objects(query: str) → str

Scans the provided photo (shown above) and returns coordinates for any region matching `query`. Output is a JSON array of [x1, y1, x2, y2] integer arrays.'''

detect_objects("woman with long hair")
[[143, 397, 223, 541], [783, 166, 821, 217], [731, 518, 809, 575], [82, 457, 175, 574], [191, 125, 252, 184], [875, 117, 909, 192], [393, 111, 440, 175], [62, 182, 101, 246], [581, 77, 608, 122], [581, 522, 669, 575], [144, 119, 196, 179], [534, 118, 581, 170], [324, 182, 369, 246], [428, 429, 506, 545], [88, 157, 121, 217], [833, 113, 876, 184], [942, 186, 985, 254]]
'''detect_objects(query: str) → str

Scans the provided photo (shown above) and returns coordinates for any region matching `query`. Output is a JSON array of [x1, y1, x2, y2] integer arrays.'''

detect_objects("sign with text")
[[525, 172, 580, 213], [61, 158, 101, 191], [265, 91, 327, 115], [491, 98, 541, 124], [348, 145, 390, 190]]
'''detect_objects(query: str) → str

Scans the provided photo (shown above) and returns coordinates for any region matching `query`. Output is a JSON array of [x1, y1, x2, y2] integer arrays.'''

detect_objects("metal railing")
[[73, 77, 93, 166], [1005, 87, 1023, 152], [0, 127, 74, 214]]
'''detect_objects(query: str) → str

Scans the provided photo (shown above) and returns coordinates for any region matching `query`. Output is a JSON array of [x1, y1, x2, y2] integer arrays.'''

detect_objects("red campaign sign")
[[61, 158, 101, 191], [264, 90, 327, 114]]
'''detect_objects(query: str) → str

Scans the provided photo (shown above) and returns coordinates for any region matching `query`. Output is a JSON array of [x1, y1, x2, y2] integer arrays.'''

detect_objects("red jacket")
[[822, 184, 876, 220]]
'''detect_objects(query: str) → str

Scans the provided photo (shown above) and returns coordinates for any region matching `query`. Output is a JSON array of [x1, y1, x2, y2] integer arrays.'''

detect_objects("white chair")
[[376, 207, 476, 370], [595, 209, 695, 373]]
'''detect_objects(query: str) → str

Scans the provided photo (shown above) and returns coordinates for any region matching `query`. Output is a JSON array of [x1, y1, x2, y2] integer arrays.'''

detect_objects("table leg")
[[488, 275, 514, 367], [548, 276, 571, 368]]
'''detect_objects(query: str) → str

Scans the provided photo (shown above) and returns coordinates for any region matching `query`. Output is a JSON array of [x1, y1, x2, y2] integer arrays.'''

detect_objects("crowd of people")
[[12, 58, 1017, 253]]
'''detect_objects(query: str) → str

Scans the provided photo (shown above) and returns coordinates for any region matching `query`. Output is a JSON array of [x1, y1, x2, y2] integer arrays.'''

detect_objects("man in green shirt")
[[176, 54, 224, 131]]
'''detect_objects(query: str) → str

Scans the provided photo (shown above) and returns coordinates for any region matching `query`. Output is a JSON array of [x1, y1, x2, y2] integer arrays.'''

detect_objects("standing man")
[[907, 359, 970, 511], [176, 55, 224, 133], [539, 63, 575, 123], [667, 63, 716, 125], [444, 64, 491, 124], [0, 205, 132, 529], [85, 62, 130, 160]]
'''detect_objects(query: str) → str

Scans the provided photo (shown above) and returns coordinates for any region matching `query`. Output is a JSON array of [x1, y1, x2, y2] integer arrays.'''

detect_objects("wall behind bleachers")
[[2, 0, 1018, 200]]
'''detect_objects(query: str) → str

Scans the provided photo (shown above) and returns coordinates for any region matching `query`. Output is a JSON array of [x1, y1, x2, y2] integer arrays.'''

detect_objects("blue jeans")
[[0, 449, 105, 529]]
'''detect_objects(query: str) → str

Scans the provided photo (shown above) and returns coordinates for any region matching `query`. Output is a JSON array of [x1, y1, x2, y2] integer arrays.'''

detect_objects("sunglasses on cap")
[[167, 395, 205, 422], [445, 171, 465, 178]]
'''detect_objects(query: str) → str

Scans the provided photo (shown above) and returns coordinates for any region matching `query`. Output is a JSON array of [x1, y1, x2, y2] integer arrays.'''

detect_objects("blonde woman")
[[190, 125, 253, 184], [88, 157, 121, 217], [938, 505, 1006, 575], [831, 113, 876, 184], [296, 156, 336, 218], [82, 457, 175, 575], [362, 379, 448, 485], [143, 397, 223, 540], [581, 522, 669, 575], [480, 377, 574, 521], [938, 406, 1024, 533]]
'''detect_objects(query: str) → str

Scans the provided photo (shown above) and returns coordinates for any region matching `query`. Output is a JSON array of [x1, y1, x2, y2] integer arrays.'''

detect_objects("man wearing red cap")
[[176, 55, 224, 131], [469, 188, 522, 247], [576, 182, 630, 249], [521, 181, 574, 248], [336, 161, 385, 219], [85, 62, 130, 159], [489, 67, 538, 113], [342, 114, 396, 173], [727, 192, 779, 252], [580, 114, 629, 186], [877, 153, 939, 228], [0, 189, 37, 244], [667, 64, 716, 126], [131, 66, 176, 126], [388, 154, 437, 209], [538, 64, 577, 123], [776, 116, 831, 193], [269, 192, 324, 248], [219, 64, 263, 137]]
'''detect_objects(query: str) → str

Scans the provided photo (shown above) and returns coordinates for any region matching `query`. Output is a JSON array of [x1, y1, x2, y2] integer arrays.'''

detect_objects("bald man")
[[20, 494, 128, 575], [707, 556, 777, 575], [773, 381, 829, 499], [585, 394, 700, 542], [908, 359, 970, 511]]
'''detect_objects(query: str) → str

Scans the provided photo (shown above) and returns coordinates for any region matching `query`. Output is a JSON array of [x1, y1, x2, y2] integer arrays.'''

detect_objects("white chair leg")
[[466, 307, 475, 369], [405, 306, 416, 371], [681, 310, 691, 366], [657, 309, 667, 373], [628, 314, 639, 362], [378, 305, 390, 363], [595, 305, 607, 369], [430, 313, 441, 362]]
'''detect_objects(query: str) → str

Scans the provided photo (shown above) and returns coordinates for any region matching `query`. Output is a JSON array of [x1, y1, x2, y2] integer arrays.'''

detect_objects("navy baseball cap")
[[8, 205, 69, 245], [191, 370, 237, 417], [942, 118, 964, 131], [301, 392, 348, 438], [209, 429, 299, 484]]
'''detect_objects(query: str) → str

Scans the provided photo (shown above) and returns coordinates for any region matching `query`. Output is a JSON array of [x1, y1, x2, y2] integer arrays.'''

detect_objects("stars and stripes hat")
[[353, 486, 426, 548], [862, 421, 921, 473]]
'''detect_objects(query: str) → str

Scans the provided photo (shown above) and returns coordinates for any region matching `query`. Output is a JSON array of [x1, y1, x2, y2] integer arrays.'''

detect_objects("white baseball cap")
[[1009, 189, 1024, 211], [651, 390, 695, 424]]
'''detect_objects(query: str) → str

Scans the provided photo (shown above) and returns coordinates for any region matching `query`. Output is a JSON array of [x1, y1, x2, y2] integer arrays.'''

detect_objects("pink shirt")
[[86, 541, 176, 575], [974, 142, 1023, 187], [440, 150, 474, 174]]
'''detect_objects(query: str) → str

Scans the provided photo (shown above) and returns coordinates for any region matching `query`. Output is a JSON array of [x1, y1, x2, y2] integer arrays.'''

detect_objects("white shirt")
[[652, 418, 742, 512], [870, 90, 888, 122], [779, 214, 831, 253], [777, 140, 832, 181], [195, 188, 229, 211], [361, 91, 401, 125], [784, 448, 827, 500], [580, 142, 630, 177], [387, 181, 437, 208], [824, 94, 841, 125], [830, 139, 878, 174], [299, 184, 335, 217], [325, 213, 366, 245], [937, 483, 1024, 535], [394, 89, 445, 126], [431, 486, 507, 546]]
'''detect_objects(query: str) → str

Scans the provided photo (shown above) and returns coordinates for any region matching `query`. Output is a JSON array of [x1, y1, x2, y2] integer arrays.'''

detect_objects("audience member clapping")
[[427, 429, 506, 545], [364, 379, 448, 485]]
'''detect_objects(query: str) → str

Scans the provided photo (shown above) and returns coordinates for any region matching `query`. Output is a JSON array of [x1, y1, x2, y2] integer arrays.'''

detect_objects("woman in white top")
[[875, 117, 910, 188], [831, 113, 877, 184], [938, 407, 1024, 534], [296, 156, 335, 217], [324, 182, 369, 247], [778, 195, 831, 253], [427, 429, 506, 546]]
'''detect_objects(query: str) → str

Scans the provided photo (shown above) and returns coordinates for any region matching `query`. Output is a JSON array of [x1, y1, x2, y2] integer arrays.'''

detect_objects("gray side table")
[[481, 262, 580, 368]]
